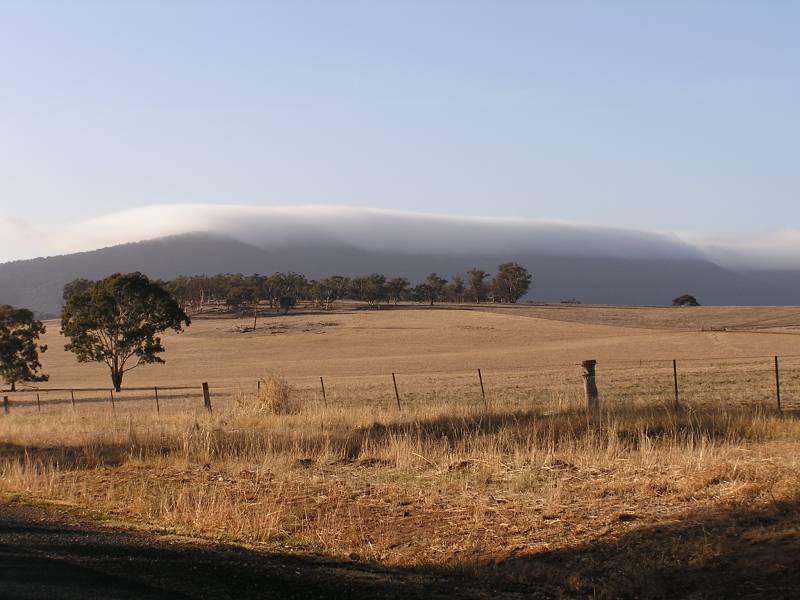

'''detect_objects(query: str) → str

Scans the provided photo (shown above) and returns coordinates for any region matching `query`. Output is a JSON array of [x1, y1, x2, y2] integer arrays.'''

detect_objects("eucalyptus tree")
[[417, 273, 447, 306], [0, 305, 48, 392], [61, 272, 190, 391], [466, 269, 490, 303], [386, 277, 410, 304], [492, 262, 532, 303]]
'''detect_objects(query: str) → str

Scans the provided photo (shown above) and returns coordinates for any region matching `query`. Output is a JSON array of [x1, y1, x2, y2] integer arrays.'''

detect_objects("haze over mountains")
[[1, 205, 799, 316]]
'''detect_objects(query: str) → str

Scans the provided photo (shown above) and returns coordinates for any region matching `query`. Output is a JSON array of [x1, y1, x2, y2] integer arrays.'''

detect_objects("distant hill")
[[1, 232, 798, 317]]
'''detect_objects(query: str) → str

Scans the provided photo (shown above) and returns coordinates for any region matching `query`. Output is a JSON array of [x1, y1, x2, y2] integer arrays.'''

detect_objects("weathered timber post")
[[154, 386, 160, 415], [477, 369, 487, 410], [320, 376, 328, 407], [36, 393, 41, 412], [392, 373, 402, 410], [109, 389, 116, 414], [202, 382, 212, 412], [2, 396, 8, 415], [775, 356, 782, 412], [70, 390, 76, 411], [673, 360, 680, 407], [257, 379, 261, 394], [582, 360, 599, 411]]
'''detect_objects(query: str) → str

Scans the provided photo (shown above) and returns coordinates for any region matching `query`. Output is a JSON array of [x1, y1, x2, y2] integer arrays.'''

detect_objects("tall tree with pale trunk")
[[492, 262, 532, 304]]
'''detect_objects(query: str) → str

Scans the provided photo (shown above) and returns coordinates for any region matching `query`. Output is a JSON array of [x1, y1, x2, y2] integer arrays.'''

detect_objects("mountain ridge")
[[2, 232, 798, 317]]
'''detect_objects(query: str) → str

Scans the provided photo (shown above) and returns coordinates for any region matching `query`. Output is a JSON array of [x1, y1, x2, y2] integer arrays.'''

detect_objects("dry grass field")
[[3, 304, 800, 597], [16, 303, 800, 409]]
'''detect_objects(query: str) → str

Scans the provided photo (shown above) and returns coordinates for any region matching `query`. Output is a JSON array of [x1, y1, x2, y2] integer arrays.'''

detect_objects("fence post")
[[775, 356, 782, 412], [202, 382, 212, 412], [70, 390, 76, 411], [392, 373, 402, 410], [257, 379, 261, 394], [673, 359, 680, 407], [320, 376, 328, 407], [477, 369, 487, 410], [109, 389, 116, 414], [154, 386, 160, 415], [2, 396, 8, 415], [36, 393, 41, 412], [581, 360, 599, 411]]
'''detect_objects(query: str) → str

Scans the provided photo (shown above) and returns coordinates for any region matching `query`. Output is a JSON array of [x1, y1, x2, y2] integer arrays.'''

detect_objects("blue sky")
[[1, 0, 797, 235]]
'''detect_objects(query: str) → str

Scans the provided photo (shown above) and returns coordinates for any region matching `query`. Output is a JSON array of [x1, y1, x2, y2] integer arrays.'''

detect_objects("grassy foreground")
[[2, 383, 799, 597]]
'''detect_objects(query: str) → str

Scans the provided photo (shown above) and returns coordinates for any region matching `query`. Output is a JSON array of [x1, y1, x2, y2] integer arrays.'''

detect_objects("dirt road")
[[0, 501, 534, 600]]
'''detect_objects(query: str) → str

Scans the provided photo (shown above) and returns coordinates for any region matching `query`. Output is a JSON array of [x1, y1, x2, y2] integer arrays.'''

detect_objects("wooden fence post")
[[70, 390, 76, 411], [2, 396, 8, 415], [477, 369, 487, 410], [257, 379, 261, 394], [392, 373, 402, 410], [581, 360, 599, 411], [320, 376, 328, 407], [673, 359, 680, 407], [36, 393, 41, 412], [109, 389, 116, 414], [775, 356, 782, 412], [154, 386, 160, 415], [202, 382, 212, 412]]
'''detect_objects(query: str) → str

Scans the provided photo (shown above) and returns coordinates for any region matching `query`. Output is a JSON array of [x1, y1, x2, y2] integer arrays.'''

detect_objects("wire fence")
[[2, 353, 799, 416]]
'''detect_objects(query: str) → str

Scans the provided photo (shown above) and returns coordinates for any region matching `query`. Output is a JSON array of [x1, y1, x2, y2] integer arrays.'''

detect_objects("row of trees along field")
[[147, 262, 533, 315], [2, 268, 701, 394], [2, 264, 531, 393]]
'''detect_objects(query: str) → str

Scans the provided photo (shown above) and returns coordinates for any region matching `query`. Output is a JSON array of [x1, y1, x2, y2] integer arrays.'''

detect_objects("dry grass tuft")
[[236, 374, 298, 416]]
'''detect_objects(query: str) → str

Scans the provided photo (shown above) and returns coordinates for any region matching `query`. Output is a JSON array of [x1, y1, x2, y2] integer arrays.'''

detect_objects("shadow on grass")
[[1, 405, 792, 467], [0, 442, 147, 470], [225, 404, 791, 460], [2, 493, 799, 598], [474, 495, 800, 599], [0, 501, 508, 600]]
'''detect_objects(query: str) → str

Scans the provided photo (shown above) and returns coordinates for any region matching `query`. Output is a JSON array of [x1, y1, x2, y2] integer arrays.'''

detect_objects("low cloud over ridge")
[[2, 204, 798, 269]]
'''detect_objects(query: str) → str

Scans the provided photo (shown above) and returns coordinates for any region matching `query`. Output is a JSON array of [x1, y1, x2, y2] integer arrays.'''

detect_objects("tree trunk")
[[112, 370, 123, 392]]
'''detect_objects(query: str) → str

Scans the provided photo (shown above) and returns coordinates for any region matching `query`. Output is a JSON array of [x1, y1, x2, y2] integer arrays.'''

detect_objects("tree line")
[[139, 262, 533, 315], [2, 263, 531, 394], [1, 265, 700, 395]]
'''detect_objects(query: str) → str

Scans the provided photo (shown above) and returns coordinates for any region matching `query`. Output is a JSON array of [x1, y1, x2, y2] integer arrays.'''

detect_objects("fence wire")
[[2, 354, 798, 416]]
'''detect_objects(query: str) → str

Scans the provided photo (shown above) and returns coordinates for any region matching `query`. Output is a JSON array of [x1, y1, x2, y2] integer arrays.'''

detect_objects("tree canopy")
[[0, 305, 48, 392], [65, 262, 535, 319], [672, 294, 700, 307], [492, 262, 532, 303], [62, 278, 93, 305], [61, 272, 190, 391], [467, 269, 490, 303]]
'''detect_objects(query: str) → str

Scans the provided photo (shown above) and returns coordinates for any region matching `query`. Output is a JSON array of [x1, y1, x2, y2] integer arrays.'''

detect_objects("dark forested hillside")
[[1, 232, 797, 316]]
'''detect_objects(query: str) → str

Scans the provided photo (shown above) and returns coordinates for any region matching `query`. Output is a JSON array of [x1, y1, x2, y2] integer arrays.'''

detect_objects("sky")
[[0, 1, 798, 259]]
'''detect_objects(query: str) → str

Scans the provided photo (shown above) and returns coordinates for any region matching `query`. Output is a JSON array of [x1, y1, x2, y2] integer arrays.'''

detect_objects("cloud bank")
[[2, 204, 799, 269]]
